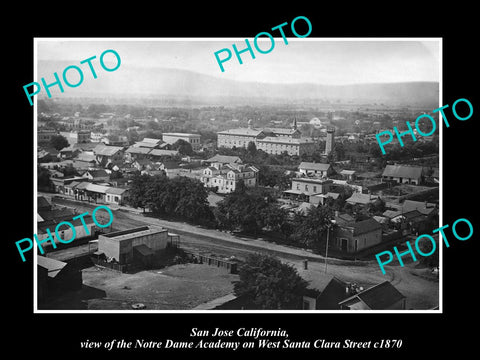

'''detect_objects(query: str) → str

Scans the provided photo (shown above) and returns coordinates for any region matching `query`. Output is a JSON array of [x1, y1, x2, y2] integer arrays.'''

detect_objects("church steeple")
[[292, 117, 297, 130]]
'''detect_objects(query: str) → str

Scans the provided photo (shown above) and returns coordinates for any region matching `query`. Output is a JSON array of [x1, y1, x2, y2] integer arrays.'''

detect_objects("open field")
[[42, 263, 239, 310]]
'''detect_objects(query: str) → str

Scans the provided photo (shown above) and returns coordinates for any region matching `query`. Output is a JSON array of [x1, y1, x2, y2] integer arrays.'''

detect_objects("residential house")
[[283, 178, 333, 202], [50, 176, 85, 195], [309, 192, 340, 206], [299, 162, 333, 178], [206, 154, 243, 169], [345, 192, 379, 206], [105, 187, 129, 205], [382, 164, 423, 185], [338, 281, 406, 310], [340, 169, 356, 181], [303, 277, 358, 310], [132, 158, 158, 172], [158, 161, 183, 178], [59, 146, 81, 160], [332, 217, 382, 253], [39, 147, 60, 162], [201, 163, 258, 194], [82, 169, 110, 183]]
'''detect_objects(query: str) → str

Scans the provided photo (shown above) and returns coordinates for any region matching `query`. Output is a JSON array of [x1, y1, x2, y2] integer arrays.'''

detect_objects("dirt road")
[[43, 194, 439, 309]]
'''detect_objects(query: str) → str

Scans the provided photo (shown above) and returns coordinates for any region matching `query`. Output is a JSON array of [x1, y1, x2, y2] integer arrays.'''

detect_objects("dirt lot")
[[44, 263, 239, 310]]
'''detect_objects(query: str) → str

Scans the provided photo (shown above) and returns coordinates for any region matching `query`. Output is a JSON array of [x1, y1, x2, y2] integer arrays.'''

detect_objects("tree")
[[37, 166, 53, 191], [172, 139, 194, 156], [292, 205, 334, 250], [247, 141, 257, 155], [49, 135, 69, 151], [234, 253, 308, 309], [214, 187, 280, 235], [128, 173, 214, 224], [127, 173, 155, 210]]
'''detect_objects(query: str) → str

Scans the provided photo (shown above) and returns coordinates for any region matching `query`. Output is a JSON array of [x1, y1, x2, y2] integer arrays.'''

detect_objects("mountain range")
[[36, 61, 439, 107]]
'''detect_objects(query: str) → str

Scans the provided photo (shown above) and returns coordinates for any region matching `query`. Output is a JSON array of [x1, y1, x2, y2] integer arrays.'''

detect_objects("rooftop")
[[149, 149, 179, 157], [126, 146, 152, 155], [338, 281, 405, 310], [346, 192, 379, 204], [257, 136, 315, 144], [299, 162, 331, 171], [37, 256, 67, 278], [93, 144, 124, 156], [162, 132, 200, 138], [207, 154, 242, 164], [217, 127, 265, 137], [382, 164, 423, 179], [101, 226, 167, 242]]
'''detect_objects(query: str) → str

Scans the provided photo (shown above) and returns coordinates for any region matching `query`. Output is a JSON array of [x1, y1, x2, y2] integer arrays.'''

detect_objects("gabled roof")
[[316, 277, 350, 310], [37, 196, 51, 210], [105, 187, 128, 195], [83, 169, 109, 178], [346, 192, 378, 205], [299, 162, 331, 171], [350, 218, 382, 235], [334, 212, 355, 224], [74, 181, 91, 190], [93, 144, 124, 156], [37, 256, 67, 278], [382, 165, 423, 179], [340, 170, 356, 175], [338, 281, 405, 310], [149, 149, 179, 157], [141, 137, 163, 143], [74, 152, 96, 162], [134, 141, 161, 148], [207, 154, 242, 164], [134, 158, 155, 166], [125, 146, 152, 155], [85, 183, 110, 193], [402, 200, 437, 216]]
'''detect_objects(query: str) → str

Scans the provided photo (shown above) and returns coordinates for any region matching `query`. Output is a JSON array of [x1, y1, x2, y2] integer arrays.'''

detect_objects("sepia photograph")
[[33, 38, 441, 312]]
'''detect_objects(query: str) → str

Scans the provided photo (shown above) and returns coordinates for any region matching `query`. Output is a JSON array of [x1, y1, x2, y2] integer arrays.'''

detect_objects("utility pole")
[[325, 219, 336, 274], [325, 224, 330, 273]]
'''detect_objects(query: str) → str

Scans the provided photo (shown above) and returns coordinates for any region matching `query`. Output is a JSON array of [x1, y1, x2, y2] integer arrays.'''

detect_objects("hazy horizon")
[[36, 39, 441, 86]]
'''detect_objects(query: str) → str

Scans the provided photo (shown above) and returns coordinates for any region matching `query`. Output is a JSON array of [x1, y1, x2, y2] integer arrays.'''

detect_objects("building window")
[[313, 186, 317, 192], [305, 185, 309, 191], [296, 183, 300, 190]]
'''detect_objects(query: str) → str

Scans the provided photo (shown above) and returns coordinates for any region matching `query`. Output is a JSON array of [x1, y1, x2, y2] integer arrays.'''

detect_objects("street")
[[40, 193, 439, 309]]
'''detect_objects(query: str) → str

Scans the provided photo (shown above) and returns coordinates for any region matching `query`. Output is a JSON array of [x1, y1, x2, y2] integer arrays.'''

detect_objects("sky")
[[36, 38, 440, 85]]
